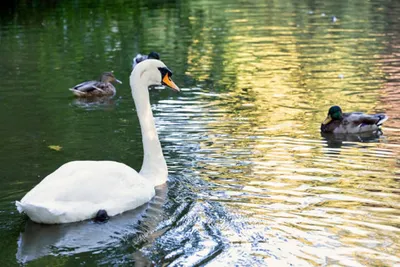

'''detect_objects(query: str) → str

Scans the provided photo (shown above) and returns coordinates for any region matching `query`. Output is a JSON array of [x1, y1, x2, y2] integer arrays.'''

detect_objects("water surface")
[[0, 0, 399, 266]]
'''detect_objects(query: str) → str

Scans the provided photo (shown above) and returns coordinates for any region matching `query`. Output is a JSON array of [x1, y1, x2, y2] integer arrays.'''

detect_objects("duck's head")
[[131, 59, 180, 92], [322, 105, 343, 125], [100, 72, 122, 84], [148, 51, 160, 60]]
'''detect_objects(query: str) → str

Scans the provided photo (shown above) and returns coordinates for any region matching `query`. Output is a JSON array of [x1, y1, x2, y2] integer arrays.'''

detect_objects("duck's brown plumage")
[[321, 106, 388, 134], [69, 72, 122, 97]]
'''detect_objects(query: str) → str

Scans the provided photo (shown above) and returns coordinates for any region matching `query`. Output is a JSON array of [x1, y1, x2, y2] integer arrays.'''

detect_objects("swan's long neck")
[[131, 72, 167, 186]]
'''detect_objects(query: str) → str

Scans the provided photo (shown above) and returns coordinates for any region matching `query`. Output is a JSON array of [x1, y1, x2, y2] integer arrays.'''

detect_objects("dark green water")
[[1, 0, 400, 266]]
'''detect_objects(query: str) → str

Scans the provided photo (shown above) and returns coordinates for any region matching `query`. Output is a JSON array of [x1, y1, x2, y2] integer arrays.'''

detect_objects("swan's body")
[[69, 72, 122, 97], [321, 105, 388, 134], [16, 161, 154, 224], [17, 59, 179, 224], [132, 51, 160, 69]]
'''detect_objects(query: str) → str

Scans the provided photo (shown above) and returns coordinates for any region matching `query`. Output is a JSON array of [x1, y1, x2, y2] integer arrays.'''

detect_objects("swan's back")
[[16, 161, 155, 224]]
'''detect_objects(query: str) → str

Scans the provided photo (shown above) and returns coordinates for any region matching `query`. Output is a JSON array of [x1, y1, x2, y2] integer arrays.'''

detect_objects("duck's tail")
[[69, 88, 86, 97], [132, 54, 144, 69], [376, 114, 388, 126]]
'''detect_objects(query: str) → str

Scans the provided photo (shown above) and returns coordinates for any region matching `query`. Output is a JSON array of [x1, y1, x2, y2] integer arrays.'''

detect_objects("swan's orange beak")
[[162, 73, 180, 92]]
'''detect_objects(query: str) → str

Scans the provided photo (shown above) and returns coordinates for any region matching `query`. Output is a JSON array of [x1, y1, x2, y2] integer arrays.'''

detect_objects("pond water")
[[0, 0, 399, 266]]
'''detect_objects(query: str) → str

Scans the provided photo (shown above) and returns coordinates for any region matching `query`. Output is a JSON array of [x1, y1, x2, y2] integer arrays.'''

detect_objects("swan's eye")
[[158, 67, 173, 80]]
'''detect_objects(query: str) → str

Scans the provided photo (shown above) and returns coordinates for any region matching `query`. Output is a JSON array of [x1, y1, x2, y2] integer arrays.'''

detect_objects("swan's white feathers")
[[17, 161, 156, 224]]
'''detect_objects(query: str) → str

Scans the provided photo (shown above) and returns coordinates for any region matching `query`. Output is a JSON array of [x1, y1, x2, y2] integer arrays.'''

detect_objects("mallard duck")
[[321, 105, 388, 133], [132, 51, 160, 69], [16, 59, 180, 224], [69, 72, 122, 97]]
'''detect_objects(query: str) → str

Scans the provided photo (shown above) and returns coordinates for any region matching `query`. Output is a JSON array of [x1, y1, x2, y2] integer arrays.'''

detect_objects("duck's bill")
[[322, 115, 332, 125], [162, 74, 180, 92], [115, 79, 122, 84]]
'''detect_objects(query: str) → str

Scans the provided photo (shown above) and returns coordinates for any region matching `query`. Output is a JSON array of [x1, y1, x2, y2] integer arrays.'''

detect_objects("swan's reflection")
[[16, 185, 168, 264], [321, 131, 383, 148]]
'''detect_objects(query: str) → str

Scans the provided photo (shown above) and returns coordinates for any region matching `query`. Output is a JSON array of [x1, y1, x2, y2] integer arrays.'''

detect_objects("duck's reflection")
[[71, 96, 118, 110], [321, 130, 384, 148], [16, 185, 168, 264]]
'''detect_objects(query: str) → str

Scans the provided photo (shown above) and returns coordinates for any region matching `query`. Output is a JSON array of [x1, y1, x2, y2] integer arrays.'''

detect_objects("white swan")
[[16, 59, 180, 224]]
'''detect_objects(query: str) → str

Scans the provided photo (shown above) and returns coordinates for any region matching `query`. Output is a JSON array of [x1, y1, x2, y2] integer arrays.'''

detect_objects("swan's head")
[[131, 59, 180, 92]]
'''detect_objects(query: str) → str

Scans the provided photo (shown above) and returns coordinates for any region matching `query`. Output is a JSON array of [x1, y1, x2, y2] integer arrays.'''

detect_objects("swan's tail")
[[16, 201, 24, 213], [15, 201, 65, 224]]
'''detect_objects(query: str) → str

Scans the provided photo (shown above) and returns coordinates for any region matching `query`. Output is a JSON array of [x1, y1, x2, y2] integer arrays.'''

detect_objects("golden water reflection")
[[161, 0, 400, 265]]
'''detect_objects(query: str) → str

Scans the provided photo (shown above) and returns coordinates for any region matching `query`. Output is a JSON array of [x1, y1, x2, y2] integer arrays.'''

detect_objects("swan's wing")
[[17, 161, 155, 224]]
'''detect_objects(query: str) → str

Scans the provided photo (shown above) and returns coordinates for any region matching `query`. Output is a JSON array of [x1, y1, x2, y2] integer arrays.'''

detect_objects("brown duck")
[[69, 72, 122, 97]]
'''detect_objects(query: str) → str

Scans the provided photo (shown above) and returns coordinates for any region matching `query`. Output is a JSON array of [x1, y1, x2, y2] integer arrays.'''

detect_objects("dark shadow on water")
[[16, 185, 168, 264], [70, 96, 120, 110], [321, 131, 384, 149]]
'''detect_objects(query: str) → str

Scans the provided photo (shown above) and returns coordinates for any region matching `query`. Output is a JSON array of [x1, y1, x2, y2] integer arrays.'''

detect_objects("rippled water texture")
[[0, 0, 400, 266]]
